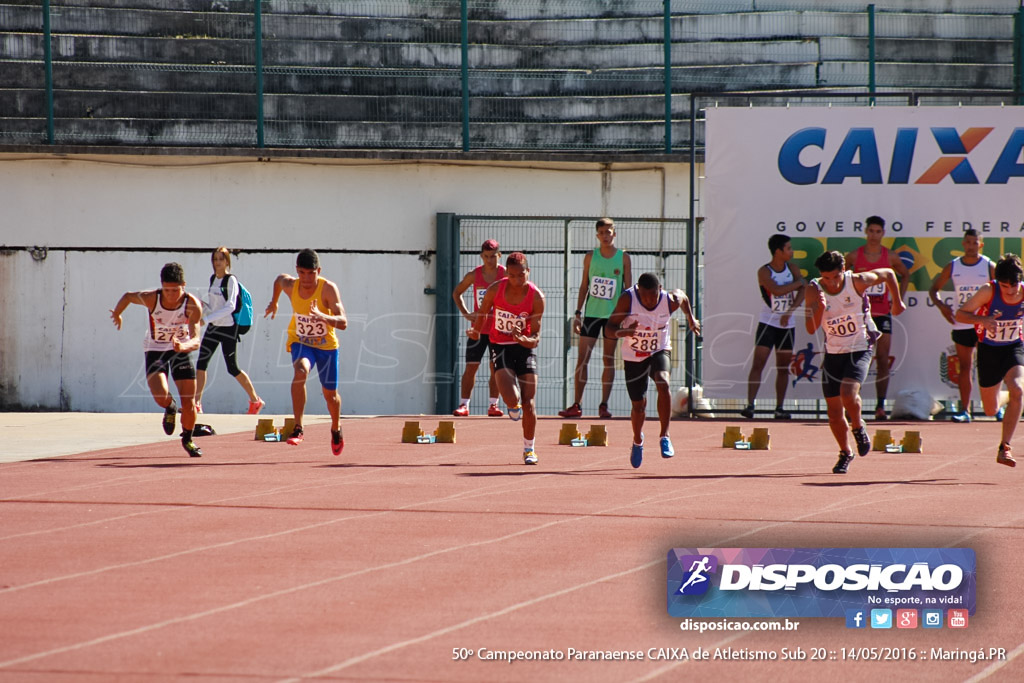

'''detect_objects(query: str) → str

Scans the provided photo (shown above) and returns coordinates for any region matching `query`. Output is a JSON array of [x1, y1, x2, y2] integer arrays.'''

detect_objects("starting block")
[[434, 421, 456, 444], [873, 429, 894, 452], [402, 421, 424, 443], [722, 426, 744, 448], [901, 431, 923, 453], [749, 427, 770, 450], [254, 418, 276, 441], [282, 417, 296, 438], [559, 423, 582, 445], [585, 424, 608, 447]]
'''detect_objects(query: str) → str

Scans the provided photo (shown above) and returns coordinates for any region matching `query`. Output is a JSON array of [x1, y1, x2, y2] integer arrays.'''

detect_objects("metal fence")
[[435, 214, 698, 417], [2, 1, 1022, 150]]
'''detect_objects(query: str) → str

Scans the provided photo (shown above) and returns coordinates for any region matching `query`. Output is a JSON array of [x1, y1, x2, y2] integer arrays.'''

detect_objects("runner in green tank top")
[[559, 218, 632, 419]]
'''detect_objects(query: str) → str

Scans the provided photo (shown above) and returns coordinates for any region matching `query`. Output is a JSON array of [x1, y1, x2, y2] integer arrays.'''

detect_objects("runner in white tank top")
[[927, 229, 996, 422], [806, 251, 905, 475]]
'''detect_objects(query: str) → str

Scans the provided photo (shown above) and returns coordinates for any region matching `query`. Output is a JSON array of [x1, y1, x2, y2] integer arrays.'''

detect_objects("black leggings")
[[196, 324, 242, 376]]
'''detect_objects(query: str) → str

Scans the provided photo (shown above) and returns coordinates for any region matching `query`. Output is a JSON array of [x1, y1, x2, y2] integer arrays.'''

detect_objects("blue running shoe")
[[951, 410, 971, 423], [996, 405, 1006, 421], [630, 435, 644, 469], [508, 404, 522, 421], [660, 436, 674, 458]]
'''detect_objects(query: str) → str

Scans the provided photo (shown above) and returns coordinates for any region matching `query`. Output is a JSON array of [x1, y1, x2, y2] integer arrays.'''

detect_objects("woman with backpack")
[[195, 246, 265, 414]]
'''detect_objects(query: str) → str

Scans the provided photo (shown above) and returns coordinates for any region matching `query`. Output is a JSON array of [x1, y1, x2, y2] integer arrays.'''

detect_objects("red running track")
[[0, 416, 1022, 682]]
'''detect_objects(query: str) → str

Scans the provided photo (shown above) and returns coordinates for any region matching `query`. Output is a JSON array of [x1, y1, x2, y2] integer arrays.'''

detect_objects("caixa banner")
[[667, 548, 975, 618]]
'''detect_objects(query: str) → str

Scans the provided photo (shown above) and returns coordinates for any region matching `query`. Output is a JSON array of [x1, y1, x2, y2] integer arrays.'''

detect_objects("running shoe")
[[739, 404, 755, 419], [951, 410, 971, 423], [773, 408, 793, 420], [247, 398, 266, 415], [996, 405, 1006, 421], [508, 404, 523, 421], [874, 407, 888, 421], [852, 426, 871, 456], [487, 404, 504, 417], [331, 429, 344, 456], [630, 435, 644, 469], [997, 443, 1016, 467], [523, 449, 538, 465], [182, 439, 202, 458], [598, 402, 613, 419], [162, 401, 177, 436], [286, 426, 304, 446], [660, 436, 674, 459], [452, 404, 470, 417], [558, 403, 582, 418], [832, 451, 854, 474]]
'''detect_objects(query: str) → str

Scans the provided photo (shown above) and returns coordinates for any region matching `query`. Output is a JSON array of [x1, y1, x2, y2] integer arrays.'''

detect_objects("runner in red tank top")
[[844, 215, 909, 421], [468, 252, 546, 465], [451, 239, 506, 417]]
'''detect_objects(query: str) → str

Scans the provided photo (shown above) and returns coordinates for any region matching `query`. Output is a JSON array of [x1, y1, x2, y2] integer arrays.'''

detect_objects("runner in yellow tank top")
[[265, 249, 347, 455]]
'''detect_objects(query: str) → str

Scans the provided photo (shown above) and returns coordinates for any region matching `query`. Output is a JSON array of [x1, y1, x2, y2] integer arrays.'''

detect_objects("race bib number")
[[824, 313, 858, 338], [589, 276, 617, 300], [864, 282, 886, 297], [494, 308, 525, 336], [475, 287, 487, 308], [771, 292, 795, 313], [295, 313, 328, 340], [153, 323, 187, 343], [991, 319, 1023, 343], [956, 285, 981, 307], [629, 329, 660, 356]]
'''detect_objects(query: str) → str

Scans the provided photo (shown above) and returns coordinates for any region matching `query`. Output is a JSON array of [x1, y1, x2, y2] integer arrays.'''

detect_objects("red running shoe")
[[558, 403, 582, 418], [487, 404, 504, 417], [286, 427, 304, 446], [452, 404, 470, 417], [331, 429, 344, 456]]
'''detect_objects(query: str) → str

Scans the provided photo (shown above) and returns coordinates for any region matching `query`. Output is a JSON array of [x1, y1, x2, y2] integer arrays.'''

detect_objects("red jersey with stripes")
[[489, 279, 538, 345], [473, 264, 506, 331]]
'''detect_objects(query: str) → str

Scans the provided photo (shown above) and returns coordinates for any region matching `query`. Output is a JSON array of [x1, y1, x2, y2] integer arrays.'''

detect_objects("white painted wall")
[[0, 153, 691, 413]]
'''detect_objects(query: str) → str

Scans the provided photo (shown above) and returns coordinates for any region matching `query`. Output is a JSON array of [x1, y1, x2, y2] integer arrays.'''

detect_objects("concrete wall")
[[0, 153, 690, 414]]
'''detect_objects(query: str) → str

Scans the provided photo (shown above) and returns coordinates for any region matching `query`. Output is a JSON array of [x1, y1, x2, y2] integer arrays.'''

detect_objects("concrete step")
[[819, 61, 1014, 89]]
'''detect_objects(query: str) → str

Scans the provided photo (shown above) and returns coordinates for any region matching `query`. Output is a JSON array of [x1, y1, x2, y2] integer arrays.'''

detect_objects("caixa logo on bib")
[[667, 548, 975, 619]]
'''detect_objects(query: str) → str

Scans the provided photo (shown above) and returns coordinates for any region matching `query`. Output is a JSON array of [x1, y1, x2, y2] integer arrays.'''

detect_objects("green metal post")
[[435, 213, 461, 414], [255, 0, 265, 147], [43, 0, 54, 144], [663, 0, 672, 153], [1016, 7, 1024, 105], [461, 0, 470, 151], [867, 4, 876, 104], [563, 219, 572, 409], [686, 95, 696, 416]]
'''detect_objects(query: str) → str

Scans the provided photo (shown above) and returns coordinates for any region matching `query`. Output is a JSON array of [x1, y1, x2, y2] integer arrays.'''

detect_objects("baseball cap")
[[482, 239, 499, 251]]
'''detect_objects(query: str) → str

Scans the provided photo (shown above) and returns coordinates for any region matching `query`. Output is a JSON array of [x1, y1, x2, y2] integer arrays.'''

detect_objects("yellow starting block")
[[722, 426, 743, 448], [559, 423, 582, 445], [282, 417, 296, 438], [873, 429, 894, 452], [434, 421, 456, 444], [402, 421, 424, 444], [750, 427, 770, 450], [585, 424, 608, 447], [254, 418, 276, 441], [901, 431, 923, 453]]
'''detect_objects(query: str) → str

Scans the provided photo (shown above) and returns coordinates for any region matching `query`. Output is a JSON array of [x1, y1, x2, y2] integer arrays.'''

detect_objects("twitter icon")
[[870, 609, 893, 629]]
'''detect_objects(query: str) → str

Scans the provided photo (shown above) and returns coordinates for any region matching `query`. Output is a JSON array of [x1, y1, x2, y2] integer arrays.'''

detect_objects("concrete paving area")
[[0, 412, 334, 463]]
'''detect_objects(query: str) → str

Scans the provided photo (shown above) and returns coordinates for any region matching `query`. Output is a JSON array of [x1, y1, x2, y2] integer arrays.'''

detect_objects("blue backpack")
[[210, 273, 254, 334]]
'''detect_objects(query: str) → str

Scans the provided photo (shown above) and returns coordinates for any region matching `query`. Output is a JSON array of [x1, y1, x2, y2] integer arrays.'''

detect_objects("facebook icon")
[[845, 609, 867, 629]]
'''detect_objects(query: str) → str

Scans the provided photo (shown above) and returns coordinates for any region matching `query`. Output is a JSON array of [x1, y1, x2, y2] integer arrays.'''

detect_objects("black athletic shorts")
[[580, 316, 609, 339], [491, 343, 537, 376], [951, 328, 979, 348], [754, 322, 795, 351], [977, 342, 1024, 388], [872, 315, 892, 335], [145, 350, 196, 382], [821, 350, 873, 399], [623, 350, 671, 402], [465, 333, 493, 364]]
